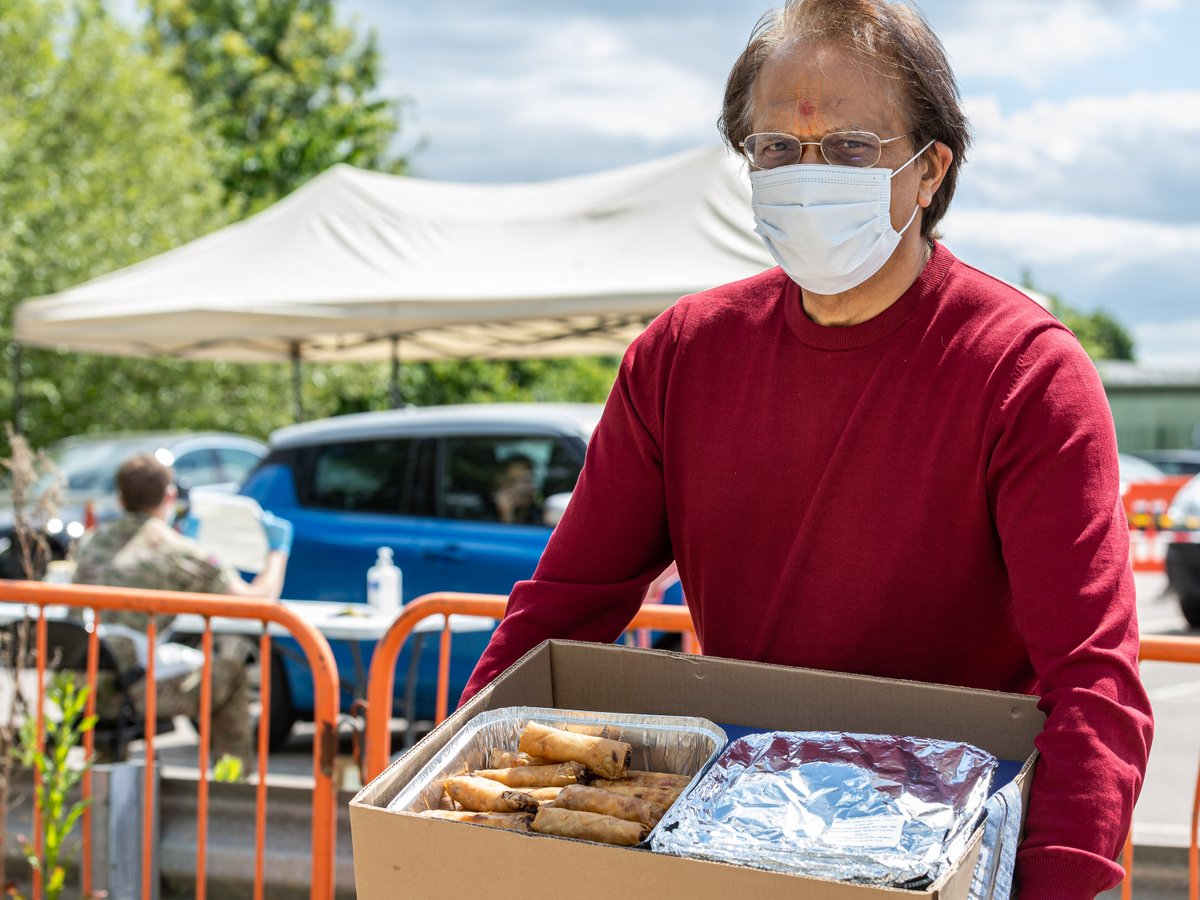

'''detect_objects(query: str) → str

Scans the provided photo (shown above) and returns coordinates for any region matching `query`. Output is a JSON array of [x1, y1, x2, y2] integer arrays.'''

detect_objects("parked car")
[[1118, 453, 1166, 494], [238, 403, 604, 745], [0, 431, 267, 579], [1166, 474, 1200, 628], [1129, 450, 1200, 477]]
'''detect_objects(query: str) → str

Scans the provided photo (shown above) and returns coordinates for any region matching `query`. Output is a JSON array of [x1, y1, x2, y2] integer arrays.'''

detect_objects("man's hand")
[[261, 511, 293, 556]]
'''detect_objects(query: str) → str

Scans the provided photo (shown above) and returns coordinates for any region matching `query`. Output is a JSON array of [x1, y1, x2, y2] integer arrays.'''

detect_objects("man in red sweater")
[[463, 1, 1152, 896]]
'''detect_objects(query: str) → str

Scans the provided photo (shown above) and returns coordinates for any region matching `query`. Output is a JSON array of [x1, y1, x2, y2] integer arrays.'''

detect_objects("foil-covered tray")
[[652, 731, 996, 888], [387, 706, 727, 845]]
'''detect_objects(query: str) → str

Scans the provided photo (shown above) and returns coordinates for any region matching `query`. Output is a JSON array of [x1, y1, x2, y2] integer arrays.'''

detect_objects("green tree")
[[0, 0, 230, 449], [1020, 272, 1135, 362], [0, 0, 616, 456], [143, 0, 406, 216]]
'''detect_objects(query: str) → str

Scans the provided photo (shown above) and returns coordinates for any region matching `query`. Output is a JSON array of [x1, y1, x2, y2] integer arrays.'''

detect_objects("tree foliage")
[[0, 0, 229, 450], [1020, 272, 1136, 362], [143, 0, 406, 215], [0, 0, 618, 458], [1048, 304, 1135, 362], [0, 0, 226, 312]]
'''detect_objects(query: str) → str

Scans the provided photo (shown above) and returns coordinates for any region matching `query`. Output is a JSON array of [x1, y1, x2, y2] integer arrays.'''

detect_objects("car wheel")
[[652, 633, 683, 653], [233, 638, 297, 752], [1180, 592, 1200, 630], [264, 650, 297, 752]]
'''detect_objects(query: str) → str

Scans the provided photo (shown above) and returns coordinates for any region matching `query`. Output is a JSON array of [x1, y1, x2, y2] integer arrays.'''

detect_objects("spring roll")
[[589, 782, 683, 809], [473, 762, 588, 788], [532, 806, 649, 847], [525, 787, 564, 803], [418, 809, 533, 831], [553, 784, 666, 828], [519, 721, 632, 779], [443, 775, 538, 813], [613, 770, 693, 790], [488, 749, 554, 768]]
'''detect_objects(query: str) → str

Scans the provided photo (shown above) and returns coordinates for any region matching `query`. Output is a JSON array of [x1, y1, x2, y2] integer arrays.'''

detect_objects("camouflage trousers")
[[91, 657, 253, 765]]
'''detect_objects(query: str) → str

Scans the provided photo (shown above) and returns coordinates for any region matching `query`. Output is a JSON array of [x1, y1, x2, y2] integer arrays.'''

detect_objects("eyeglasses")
[[739, 131, 909, 170]]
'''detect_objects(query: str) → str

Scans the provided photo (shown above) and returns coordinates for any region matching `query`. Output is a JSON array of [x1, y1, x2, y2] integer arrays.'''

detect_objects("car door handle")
[[422, 544, 467, 563]]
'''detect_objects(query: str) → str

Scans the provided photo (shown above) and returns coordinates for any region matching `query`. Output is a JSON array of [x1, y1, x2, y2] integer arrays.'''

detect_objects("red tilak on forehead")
[[798, 100, 816, 117]]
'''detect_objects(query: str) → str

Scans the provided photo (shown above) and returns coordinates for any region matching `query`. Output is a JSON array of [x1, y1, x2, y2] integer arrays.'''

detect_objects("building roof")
[[1096, 360, 1200, 389]]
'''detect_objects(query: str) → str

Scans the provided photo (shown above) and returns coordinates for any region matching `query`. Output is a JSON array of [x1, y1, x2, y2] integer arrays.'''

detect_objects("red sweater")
[[463, 243, 1152, 899]]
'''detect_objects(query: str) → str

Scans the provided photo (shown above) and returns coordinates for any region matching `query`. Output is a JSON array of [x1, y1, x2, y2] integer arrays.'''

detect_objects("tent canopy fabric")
[[15, 145, 775, 362]]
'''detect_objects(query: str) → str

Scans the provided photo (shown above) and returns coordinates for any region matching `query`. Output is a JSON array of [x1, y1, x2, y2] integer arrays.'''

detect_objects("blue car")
[[239, 403, 604, 747]]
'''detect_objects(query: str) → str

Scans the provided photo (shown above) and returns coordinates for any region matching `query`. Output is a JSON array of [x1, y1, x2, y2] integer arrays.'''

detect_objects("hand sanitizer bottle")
[[367, 547, 402, 614]]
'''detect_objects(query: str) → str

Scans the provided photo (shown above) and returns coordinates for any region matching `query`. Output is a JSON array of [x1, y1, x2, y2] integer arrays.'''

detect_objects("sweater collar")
[[783, 241, 954, 351]]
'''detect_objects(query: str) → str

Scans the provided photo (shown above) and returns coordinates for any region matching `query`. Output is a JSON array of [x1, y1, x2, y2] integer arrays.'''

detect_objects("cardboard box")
[[351, 641, 1044, 899]]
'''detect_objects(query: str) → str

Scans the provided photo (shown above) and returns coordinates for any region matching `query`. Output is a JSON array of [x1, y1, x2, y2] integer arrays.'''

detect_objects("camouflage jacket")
[[71, 512, 237, 638]]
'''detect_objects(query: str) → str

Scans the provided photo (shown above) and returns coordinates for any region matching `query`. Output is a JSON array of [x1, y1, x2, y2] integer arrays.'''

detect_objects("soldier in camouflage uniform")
[[72, 452, 290, 765]]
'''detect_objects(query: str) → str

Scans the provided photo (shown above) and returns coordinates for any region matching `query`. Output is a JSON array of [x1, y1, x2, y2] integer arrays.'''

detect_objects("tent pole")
[[290, 341, 303, 421], [10, 341, 23, 435], [389, 335, 402, 409]]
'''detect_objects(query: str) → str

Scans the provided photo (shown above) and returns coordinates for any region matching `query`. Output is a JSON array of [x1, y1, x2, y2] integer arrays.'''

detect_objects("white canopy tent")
[[15, 144, 774, 365]]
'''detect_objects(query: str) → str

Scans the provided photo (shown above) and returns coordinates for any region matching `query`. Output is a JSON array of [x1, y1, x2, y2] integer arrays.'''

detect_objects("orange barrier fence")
[[1121, 634, 1200, 900], [0, 581, 340, 900], [362, 592, 698, 780]]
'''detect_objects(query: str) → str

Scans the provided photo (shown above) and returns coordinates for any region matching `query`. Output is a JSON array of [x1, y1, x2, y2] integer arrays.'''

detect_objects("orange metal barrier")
[[0, 581, 340, 900], [635, 563, 682, 649], [1120, 634, 1200, 900], [362, 592, 699, 780]]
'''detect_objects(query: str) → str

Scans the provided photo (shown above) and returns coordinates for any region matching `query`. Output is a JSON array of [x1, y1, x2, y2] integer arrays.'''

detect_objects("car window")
[[50, 436, 168, 491], [173, 449, 222, 488], [1118, 454, 1165, 484], [215, 447, 264, 484], [440, 437, 582, 524], [308, 439, 418, 514]]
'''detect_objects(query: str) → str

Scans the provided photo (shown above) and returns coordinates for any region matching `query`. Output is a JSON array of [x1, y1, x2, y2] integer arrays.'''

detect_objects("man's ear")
[[918, 141, 953, 209]]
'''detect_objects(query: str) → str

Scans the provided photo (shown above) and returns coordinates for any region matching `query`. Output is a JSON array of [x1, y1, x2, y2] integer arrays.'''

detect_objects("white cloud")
[[438, 19, 717, 145], [1132, 320, 1200, 367], [933, 0, 1147, 87], [944, 209, 1200, 273], [346, 4, 731, 181], [958, 90, 1200, 223], [940, 207, 1200, 362]]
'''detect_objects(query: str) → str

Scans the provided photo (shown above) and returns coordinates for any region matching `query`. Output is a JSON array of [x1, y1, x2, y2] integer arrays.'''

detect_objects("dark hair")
[[719, 0, 971, 237], [501, 453, 535, 471], [116, 453, 173, 513]]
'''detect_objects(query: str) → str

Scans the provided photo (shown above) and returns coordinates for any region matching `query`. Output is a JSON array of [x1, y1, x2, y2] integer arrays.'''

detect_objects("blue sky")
[[339, 0, 1200, 364]]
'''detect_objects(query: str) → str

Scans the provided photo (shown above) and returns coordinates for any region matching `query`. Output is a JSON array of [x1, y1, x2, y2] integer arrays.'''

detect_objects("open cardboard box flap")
[[352, 640, 1044, 900]]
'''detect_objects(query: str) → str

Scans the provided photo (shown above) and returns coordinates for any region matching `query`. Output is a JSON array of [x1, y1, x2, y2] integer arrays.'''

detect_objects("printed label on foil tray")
[[824, 815, 906, 849]]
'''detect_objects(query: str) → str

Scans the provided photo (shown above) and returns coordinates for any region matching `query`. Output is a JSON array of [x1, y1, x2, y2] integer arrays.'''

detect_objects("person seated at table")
[[71, 452, 293, 765], [492, 454, 542, 525]]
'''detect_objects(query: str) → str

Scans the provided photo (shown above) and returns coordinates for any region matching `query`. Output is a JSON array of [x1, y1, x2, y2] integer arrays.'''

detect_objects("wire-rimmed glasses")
[[739, 131, 909, 169]]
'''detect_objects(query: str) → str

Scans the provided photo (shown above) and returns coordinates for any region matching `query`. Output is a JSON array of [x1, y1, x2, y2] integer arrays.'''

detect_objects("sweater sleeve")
[[460, 311, 678, 702], [987, 326, 1153, 899]]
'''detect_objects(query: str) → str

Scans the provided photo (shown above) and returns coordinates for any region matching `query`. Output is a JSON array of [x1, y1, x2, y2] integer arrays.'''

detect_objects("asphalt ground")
[[1128, 570, 1197, 849]]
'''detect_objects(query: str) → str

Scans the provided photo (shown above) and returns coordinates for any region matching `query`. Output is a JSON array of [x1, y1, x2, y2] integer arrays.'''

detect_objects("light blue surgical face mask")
[[750, 141, 934, 295]]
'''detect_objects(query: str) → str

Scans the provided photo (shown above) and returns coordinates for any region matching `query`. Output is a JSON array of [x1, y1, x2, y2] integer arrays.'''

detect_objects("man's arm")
[[989, 327, 1153, 899], [222, 550, 288, 600], [461, 313, 679, 701]]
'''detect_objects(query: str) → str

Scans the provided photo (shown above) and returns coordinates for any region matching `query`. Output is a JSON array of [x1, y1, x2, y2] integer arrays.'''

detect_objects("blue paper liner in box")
[[387, 706, 727, 845], [651, 731, 996, 889]]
